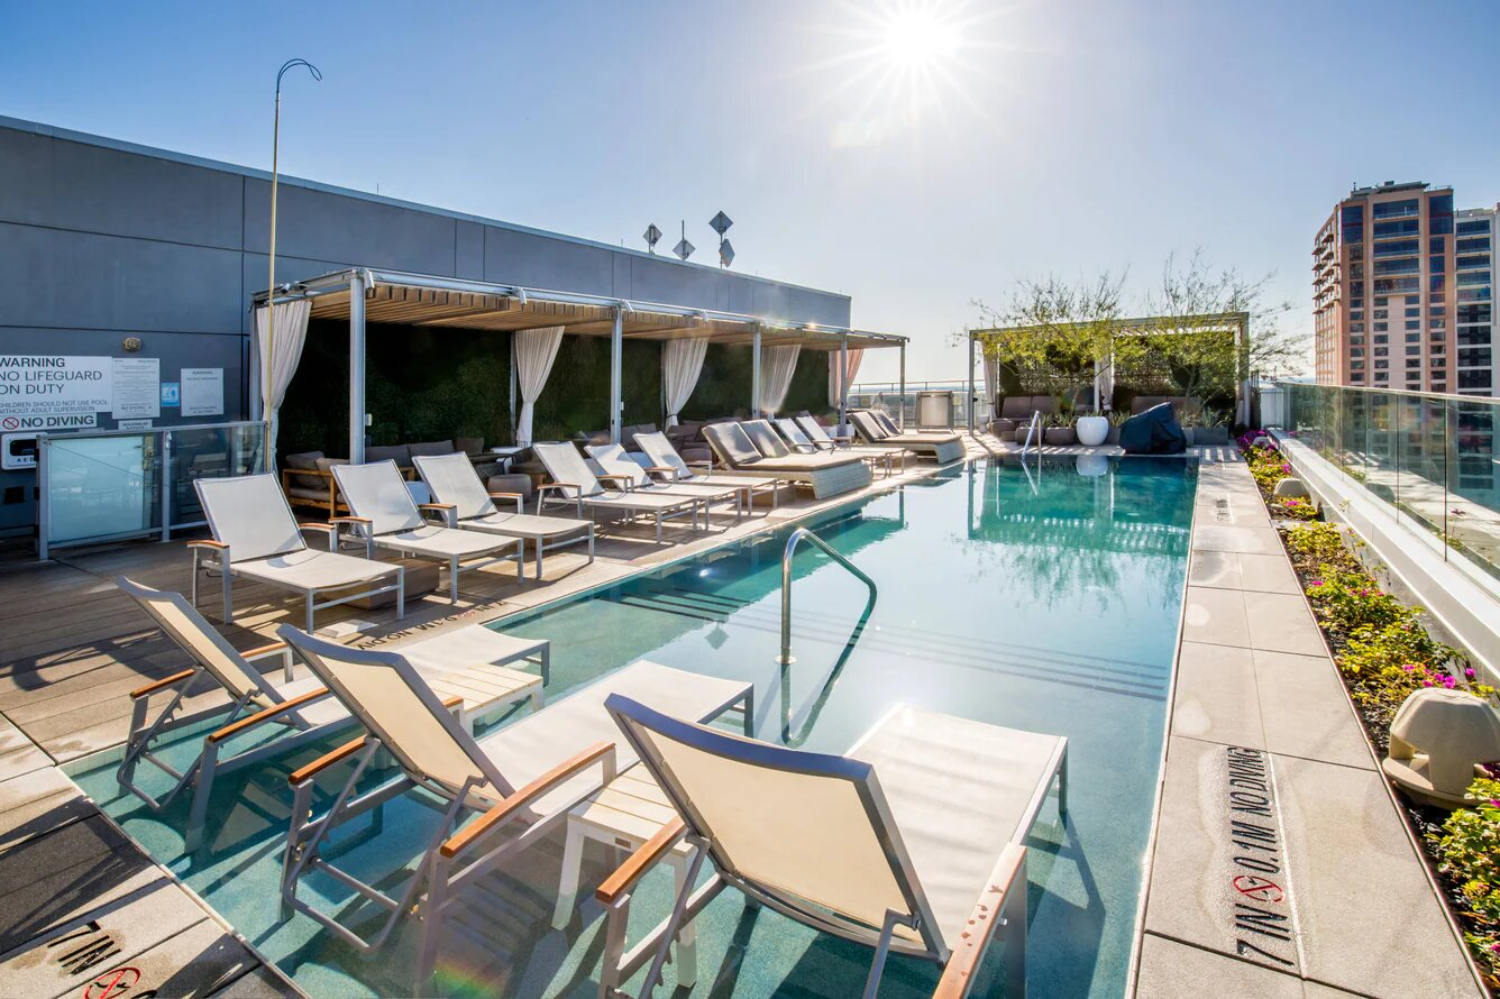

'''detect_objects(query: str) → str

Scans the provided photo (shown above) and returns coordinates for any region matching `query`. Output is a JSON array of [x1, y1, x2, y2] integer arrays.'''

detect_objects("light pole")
[[264, 57, 321, 469]]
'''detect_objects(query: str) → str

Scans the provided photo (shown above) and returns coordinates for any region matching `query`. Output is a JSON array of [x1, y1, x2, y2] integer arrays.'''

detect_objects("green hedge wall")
[[278, 323, 834, 459]]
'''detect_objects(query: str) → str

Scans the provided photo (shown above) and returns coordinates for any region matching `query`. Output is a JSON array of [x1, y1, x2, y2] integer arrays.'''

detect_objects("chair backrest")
[[332, 461, 426, 535], [585, 443, 651, 488], [740, 421, 791, 458], [116, 576, 280, 709], [195, 474, 308, 564], [701, 424, 763, 468], [634, 432, 697, 481], [849, 411, 889, 442], [277, 625, 511, 797], [414, 453, 496, 521], [794, 416, 835, 446], [873, 411, 901, 435], [533, 443, 605, 500], [999, 396, 1033, 420], [606, 694, 943, 954], [774, 418, 823, 451]]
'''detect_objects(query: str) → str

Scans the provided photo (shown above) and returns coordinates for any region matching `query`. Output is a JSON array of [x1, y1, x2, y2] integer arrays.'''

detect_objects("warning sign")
[[0, 414, 98, 432], [0, 356, 112, 418]]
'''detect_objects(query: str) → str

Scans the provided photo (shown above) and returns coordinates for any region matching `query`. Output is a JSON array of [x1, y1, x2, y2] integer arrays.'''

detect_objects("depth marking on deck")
[[1217, 745, 1303, 973]]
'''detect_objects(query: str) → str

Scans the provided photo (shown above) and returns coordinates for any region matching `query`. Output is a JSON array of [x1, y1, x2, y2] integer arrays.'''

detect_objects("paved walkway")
[[1133, 457, 1483, 998]]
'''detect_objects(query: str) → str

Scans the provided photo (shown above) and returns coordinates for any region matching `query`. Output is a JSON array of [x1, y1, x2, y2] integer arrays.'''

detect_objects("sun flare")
[[880, 6, 964, 70]]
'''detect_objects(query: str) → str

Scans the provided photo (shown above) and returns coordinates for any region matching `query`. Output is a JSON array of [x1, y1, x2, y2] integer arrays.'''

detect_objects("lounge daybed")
[[701, 422, 872, 500]]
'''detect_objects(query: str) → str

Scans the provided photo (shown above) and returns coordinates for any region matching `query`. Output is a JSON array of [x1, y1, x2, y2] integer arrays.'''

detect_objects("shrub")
[[1284, 522, 1357, 569], [1433, 777, 1500, 989], [1274, 496, 1319, 521], [1307, 568, 1414, 633]]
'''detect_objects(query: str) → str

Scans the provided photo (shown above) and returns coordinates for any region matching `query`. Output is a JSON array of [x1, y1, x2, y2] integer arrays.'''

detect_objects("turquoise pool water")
[[74, 456, 1197, 998]]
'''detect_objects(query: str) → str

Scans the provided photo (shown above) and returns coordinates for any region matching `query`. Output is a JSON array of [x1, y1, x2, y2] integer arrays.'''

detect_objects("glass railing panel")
[[1446, 397, 1500, 579], [167, 423, 265, 529], [43, 433, 161, 545]]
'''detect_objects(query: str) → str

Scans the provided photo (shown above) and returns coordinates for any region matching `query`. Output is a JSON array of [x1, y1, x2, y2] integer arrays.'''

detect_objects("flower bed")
[[1240, 433, 1500, 991]]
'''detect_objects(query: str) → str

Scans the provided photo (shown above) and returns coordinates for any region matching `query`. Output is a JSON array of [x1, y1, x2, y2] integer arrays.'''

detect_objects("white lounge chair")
[[332, 459, 522, 602], [585, 442, 745, 521], [276, 625, 753, 995], [114, 576, 547, 851], [413, 452, 594, 581], [775, 417, 904, 477], [596, 698, 1067, 999], [702, 422, 873, 499], [635, 431, 785, 510], [532, 442, 703, 544], [192, 473, 404, 632], [850, 410, 966, 464]]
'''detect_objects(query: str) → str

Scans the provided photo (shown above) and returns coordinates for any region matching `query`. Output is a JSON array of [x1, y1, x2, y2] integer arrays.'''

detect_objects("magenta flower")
[[1422, 679, 1433, 687], [1310, 580, 1323, 587], [1402, 664, 1416, 672], [1442, 676, 1456, 689], [1465, 668, 1476, 678]]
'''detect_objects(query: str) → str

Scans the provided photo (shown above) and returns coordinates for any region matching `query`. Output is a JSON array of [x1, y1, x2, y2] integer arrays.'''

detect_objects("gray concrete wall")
[[0, 116, 851, 536]]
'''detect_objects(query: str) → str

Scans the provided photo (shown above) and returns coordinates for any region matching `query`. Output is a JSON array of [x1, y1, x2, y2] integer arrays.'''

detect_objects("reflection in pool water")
[[74, 456, 1196, 998]]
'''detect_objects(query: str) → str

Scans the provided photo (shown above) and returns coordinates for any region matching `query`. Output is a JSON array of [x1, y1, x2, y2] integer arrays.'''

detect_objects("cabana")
[[250, 269, 907, 466]]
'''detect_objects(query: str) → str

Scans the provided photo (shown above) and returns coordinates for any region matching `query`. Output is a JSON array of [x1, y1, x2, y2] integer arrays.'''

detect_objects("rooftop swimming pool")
[[74, 455, 1197, 998]]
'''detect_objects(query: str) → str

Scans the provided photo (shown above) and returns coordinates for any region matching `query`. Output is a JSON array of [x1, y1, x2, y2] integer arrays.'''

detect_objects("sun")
[[880, 6, 964, 70]]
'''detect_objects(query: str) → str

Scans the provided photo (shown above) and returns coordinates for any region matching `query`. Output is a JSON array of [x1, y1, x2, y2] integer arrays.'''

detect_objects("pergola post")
[[751, 325, 762, 418], [349, 269, 366, 464], [838, 335, 849, 427], [610, 305, 624, 443], [898, 342, 907, 430], [966, 330, 975, 434]]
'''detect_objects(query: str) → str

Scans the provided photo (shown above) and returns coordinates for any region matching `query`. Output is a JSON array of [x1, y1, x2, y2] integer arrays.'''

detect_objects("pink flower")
[[1281, 463, 1292, 473], [1466, 669, 1476, 678], [1422, 680, 1433, 687], [1442, 676, 1456, 689], [1402, 664, 1416, 672], [1310, 580, 1323, 587]]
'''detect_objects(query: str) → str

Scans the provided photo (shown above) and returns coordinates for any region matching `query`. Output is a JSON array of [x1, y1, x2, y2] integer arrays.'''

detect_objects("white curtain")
[[662, 336, 709, 427], [758, 344, 801, 415], [255, 299, 311, 466], [827, 347, 864, 408], [982, 352, 999, 406], [514, 325, 565, 446]]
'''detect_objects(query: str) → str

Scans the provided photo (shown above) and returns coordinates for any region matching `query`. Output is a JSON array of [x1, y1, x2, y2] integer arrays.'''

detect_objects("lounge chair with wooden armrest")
[[850, 410, 966, 464], [331, 459, 522, 602], [595, 696, 1067, 999], [532, 443, 703, 544], [193, 473, 404, 632], [112, 576, 546, 852], [413, 452, 594, 580], [584, 442, 745, 522], [634, 431, 786, 510], [775, 417, 907, 477], [701, 422, 873, 500], [274, 625, 753, 995]]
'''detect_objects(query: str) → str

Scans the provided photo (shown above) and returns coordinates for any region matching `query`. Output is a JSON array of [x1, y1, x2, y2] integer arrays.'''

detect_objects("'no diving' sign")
[[0, 414, 99, 432]]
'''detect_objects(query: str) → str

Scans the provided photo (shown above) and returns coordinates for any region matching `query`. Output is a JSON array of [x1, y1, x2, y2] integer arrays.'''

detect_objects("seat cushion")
[[284, 451, 324, 491], [408, 440, 456, 458], [456, 436, 485, 456], [366, 443, 412, 466]]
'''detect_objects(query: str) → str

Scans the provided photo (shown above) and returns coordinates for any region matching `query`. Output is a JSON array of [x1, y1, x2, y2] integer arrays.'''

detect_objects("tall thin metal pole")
[[349, 270, 367, 464], [264, 58, 321, 471], [898, 343, 907, 430]]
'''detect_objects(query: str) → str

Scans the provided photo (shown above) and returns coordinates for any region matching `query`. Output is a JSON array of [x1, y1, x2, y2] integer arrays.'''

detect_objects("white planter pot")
[[1076, 416, 1109, 447]]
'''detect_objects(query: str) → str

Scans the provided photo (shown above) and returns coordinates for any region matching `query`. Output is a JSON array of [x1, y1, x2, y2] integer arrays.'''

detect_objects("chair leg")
[[551, 823, 584, 929], [222, 568, 233, 625], [515, 539, 525, 581], [185, 739, 221, 853], [306, 591, 315, 634], [534, 537, 544, 581], [396, 566, 406, 620], [450, 557, 459, 603], [587, 526, 596, 565], [862, 910, 905, 999]]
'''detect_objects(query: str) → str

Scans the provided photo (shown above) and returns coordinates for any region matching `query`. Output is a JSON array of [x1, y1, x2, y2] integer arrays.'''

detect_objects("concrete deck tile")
[[0, 767, 91, 850], [0, 740, 52, 780], [1243, 592, 1327, 657], [1181, 586, 1251, 648], [1171, 642, 1262, 749], [1273, 754, 1483, 997], [210, 963, 304, 997], [49, 917, 259, 999], [0, 878, 216, 998], [1192, 525, 1284, 555], [1135, 934, 1302, 999], [1188, 550, 1242, 590], [1251, 651, 1374, 771], [1235, 554, 1301, 594]]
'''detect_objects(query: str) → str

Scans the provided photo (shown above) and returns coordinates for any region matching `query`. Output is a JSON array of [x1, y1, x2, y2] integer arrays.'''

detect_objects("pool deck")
[[0, 437, 1483, 997]]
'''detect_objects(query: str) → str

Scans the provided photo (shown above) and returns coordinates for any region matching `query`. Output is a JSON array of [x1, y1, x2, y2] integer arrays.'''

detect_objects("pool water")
[[74, 456, 1197, 998]]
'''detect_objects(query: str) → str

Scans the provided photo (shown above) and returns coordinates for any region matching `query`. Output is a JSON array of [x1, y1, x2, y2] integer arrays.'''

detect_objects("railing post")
[[161, 429, 172, 542]]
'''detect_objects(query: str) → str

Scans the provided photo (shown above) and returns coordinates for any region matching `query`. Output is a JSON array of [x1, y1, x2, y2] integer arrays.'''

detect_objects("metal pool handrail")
[[1020, 410, 1043, 458], [778, 526, 878, 665]]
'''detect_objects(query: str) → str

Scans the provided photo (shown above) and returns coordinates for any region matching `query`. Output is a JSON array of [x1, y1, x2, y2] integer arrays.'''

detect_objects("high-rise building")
[[1313, 181, 1460, 394], [1453, 205, 1495, 396]]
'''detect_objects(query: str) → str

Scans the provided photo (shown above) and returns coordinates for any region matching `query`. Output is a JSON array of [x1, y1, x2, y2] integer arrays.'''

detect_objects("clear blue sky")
[[4, 0, 1499, 382]]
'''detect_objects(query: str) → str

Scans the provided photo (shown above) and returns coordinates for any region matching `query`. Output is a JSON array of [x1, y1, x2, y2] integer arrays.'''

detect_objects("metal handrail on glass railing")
[[778, 526, 878, 665]]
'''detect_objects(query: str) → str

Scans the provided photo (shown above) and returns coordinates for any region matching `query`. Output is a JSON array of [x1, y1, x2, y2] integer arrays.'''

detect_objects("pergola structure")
[[252, 268, 907, 462], [964, 312, 1252, 430]]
